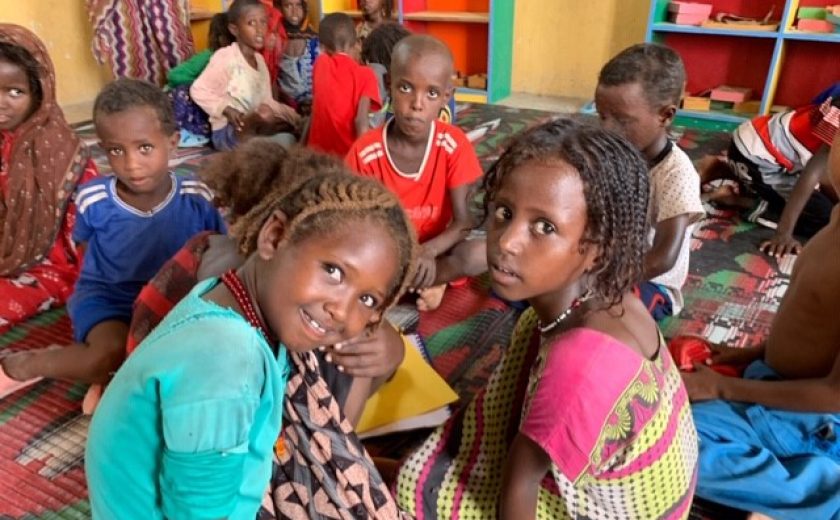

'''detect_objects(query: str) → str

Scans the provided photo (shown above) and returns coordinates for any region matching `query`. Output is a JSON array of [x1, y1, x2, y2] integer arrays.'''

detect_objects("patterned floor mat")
[[0, 103, 780, 519]]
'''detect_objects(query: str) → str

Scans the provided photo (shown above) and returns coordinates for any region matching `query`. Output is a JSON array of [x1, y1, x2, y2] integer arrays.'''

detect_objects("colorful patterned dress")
[[396, 308, 698, 519]]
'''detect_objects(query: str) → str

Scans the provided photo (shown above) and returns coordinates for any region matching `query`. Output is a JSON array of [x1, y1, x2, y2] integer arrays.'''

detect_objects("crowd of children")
[[0, 0, 839, 517]]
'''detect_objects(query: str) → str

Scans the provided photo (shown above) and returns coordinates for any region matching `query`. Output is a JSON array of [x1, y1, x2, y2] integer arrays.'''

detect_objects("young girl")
[[191, 0, 300, 150], [0, 24, 98, 336], [167, 12, 233, 147], [276, 0, 319, 113], [356, 0, 392, 41], [85, 169, 417, 519], [395, 119, 698, 519]]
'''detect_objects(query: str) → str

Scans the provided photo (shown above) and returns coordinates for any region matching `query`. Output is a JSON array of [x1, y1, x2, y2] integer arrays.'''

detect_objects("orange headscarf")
[[0, 24, 90, 277]]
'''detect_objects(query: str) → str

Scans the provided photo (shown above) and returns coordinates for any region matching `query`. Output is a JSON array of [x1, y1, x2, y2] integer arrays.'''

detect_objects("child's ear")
[[228, 23, 239, 40], [578, 242, 600, 274], [659, 103, 677, 127], [168, 130, 180, 151], [256, 210, 290, 261]]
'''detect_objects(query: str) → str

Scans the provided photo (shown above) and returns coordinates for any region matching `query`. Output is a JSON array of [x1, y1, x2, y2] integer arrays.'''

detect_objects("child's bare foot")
[[416, 284, 447, 312]]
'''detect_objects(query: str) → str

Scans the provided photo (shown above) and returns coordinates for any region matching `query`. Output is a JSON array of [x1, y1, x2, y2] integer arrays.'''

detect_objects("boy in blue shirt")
[[1, 78, 225, 385]]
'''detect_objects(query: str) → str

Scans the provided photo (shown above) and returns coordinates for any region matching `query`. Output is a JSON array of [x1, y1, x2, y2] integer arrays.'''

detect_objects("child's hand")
[[274, 103, 301, 127], [759, 233, 802, 258], [411, 249, 437, 290], [708, 344, 762, 367], [321, 323, 404, 378], [222, 106, 246, 132], [681, 362, 724, 402]]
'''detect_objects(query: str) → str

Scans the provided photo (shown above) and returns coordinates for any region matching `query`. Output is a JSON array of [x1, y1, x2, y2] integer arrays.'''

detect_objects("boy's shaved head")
[[391, 34, 453, 79], [319, 12, 356, 52]]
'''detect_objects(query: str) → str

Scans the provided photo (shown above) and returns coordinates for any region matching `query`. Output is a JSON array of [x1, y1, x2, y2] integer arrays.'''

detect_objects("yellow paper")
[[357, 337, 458, 435]]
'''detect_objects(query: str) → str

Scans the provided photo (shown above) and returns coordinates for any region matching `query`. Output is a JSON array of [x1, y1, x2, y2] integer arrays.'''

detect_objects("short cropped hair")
[[598, 43, 685, 109], [319, 12, 356, 52], [93, 78, 177, 135]]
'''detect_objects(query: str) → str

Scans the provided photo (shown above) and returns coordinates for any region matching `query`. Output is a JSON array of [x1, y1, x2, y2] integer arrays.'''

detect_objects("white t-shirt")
[[648, 144, 705, 314]]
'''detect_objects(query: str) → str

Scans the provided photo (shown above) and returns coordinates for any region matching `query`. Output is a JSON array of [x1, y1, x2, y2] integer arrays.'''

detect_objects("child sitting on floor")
[[682, 132, 840, 519], [345, 35, 483, 311], [85, 169, 417, 519], [595, 43, 705, 321], [699, 83, 839, 258], [0, 78, 226, 386], [307, 12, 381, 156], [167, 12, 233, 147], [0, 24, 98, 337], [191, 0, 300, 150], [356, 0, 392, 42], [275, 0, 319, 114], [395, 118, 698, 519], [361, 22, 456, 127]]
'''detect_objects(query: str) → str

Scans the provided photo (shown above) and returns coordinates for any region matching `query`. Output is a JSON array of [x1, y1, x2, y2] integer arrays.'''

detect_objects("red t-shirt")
[[309, 53, 381, 157], [345, 120, 482, 243]]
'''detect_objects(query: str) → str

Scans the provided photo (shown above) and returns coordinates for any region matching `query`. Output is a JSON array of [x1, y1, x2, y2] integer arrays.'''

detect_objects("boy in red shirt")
[[307, 12, 381, 156], [346, 35, 483, 310]]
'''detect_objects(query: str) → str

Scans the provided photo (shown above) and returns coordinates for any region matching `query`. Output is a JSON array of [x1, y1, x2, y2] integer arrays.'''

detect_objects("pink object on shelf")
[[668, 1, 713, 16], [797, 18, 835, 32], [669, 12, 709, 25], [710, 85, 753, 103]]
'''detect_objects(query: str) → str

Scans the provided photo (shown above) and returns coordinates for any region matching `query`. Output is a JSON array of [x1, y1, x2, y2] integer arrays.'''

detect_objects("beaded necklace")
[[221, 269, 273, 342], [537, 290, 594, 335]]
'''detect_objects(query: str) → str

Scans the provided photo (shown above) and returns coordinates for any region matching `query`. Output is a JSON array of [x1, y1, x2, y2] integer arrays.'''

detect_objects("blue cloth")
[[812, 82, 840, 105], [86, 278, 289, 520], [211, 124, 238, 151], [634, 281, 673, 322], [693, 360, 840, 520], [69, 174, 225, 341]]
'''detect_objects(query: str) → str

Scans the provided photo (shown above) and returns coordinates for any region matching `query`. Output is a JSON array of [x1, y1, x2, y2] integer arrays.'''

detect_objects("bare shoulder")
[[582, 295, 660, 360]]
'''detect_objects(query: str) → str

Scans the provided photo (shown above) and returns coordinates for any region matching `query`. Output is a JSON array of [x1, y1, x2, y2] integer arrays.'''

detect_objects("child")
[[307, 12, 381, 156], [85, 171, 417, 519], [191, 0, 300, 150], [395, 119, 698, 518], [682, 134, 840, 520], [345, 35, 482, 310], [595, 43, 705, 320], [276, 0, 319, 113], [0, 78, 226, 386], [167, 12, 233, 147], [699, 85, 840, 257], [0, 24, 98, 336], [356, 0, 392, 41], [361, 22, 456, 127]]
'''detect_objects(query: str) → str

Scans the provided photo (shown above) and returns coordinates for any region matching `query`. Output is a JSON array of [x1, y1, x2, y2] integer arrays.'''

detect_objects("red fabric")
[[751, 104, 833, 172], [308, 53, 381, 157], [0, 160, 98, 333], [0, 130, 12, 195], [667, 335, 742, 377], [345, 120, 482, 243], [260, 0, 287, 88]]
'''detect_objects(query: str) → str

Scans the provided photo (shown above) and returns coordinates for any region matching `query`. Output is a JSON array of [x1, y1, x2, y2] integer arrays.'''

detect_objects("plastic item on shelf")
[[734, 100, 762, 114], [669, 12, 709, 25], [466, 73, 487, 90], [710, 85, 752, 103], [797, 18, 835, 32], [683, 95, 711, 111], [828, 13, 840, 27], [797, 6, 827, 20], [668, 1, 712, 25]]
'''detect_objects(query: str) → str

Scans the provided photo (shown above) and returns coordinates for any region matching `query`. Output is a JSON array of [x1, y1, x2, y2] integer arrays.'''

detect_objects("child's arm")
[[644, 214, 691, 279], [354, 96, 372, 139], [413, 183, 474, 288], [683, 349, 840, 413], [190, 49, 239, 128], [759, 146, 829, 257], [500, 433, 551, 520]]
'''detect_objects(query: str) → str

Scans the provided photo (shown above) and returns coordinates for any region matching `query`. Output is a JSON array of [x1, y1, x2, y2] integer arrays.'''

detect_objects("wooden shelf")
[[189, 9, 217, 22], [782, 29, 840, 43], [403, 11, 489, 23], [650, 22, 778, 38]]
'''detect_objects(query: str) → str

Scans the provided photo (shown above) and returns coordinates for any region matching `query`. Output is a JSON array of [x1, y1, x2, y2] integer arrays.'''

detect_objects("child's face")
[[595, 81, 673, 157], [256, 215, 401, 352], [486, 160, 596, 309], [359, 0, 384, 17], [96, 107, 178, 197], [230, 5, 268, 51], [390, 54, 452, 140], [0, 59, 35, 132], [280, 0, 305, 27]]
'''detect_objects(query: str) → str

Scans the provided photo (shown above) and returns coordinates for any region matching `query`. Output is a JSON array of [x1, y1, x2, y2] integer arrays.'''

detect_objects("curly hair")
[[208, 12, 233, 51], [598, 43, 685, 109], [199, 139, 346, 224], [359, 0, 392, 20], [361, 21, 410, 66], [93, 78, 177, 135], [0, 41, 42, 113], [236, 169, 418, 312], [482, 118, 649, 310]]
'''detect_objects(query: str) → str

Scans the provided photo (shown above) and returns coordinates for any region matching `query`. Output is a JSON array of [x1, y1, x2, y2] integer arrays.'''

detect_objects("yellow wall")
[[1, 0, 112, 108], [511, 0, 649, 99]]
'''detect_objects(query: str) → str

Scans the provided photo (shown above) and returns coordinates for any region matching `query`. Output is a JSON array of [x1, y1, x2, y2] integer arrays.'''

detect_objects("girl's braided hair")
[[236, 168, 418, 312], [482, 118, 649, 310]]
